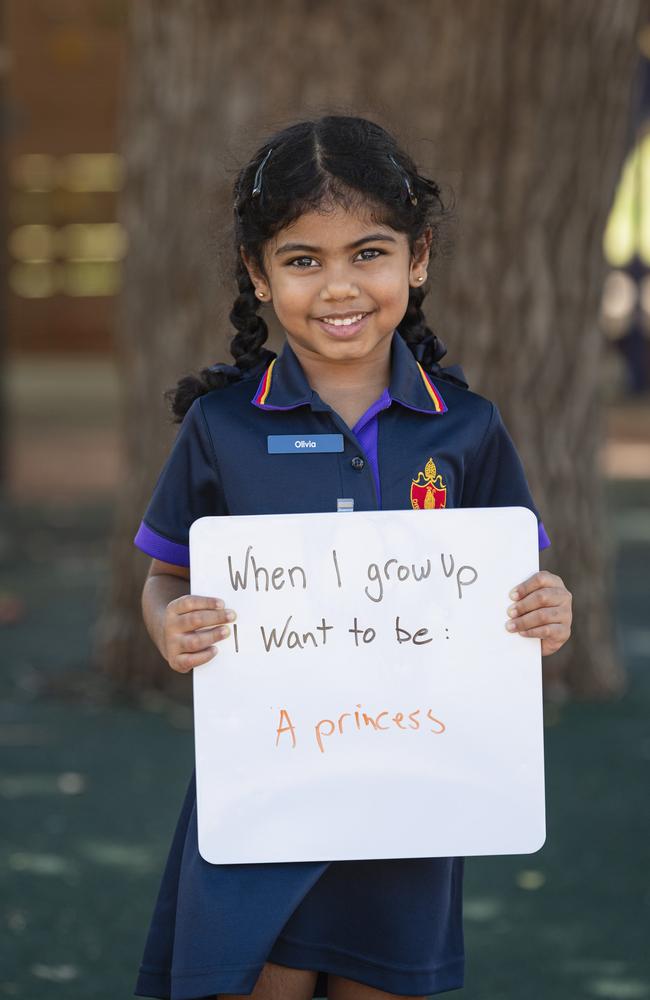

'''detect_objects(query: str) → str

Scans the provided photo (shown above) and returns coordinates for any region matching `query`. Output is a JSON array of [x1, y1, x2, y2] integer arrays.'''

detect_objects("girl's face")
[[242, 202, 430, 366]]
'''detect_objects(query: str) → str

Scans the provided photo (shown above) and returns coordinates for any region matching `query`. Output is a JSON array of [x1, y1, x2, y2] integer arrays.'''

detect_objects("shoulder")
[[428, 374, 504, 457], [429, 373, 496, 422], [195, 374, 261, 420]]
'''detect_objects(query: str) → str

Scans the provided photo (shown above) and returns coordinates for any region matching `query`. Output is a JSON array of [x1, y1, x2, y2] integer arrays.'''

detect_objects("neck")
[[286, 333, 393, 428]]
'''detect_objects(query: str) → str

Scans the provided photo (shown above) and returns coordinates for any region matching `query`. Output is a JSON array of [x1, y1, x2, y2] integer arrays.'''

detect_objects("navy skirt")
[[134, 770, 465, 999]]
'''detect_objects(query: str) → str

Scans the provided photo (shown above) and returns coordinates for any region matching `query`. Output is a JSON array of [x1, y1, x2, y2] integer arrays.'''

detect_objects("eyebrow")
[[274, 233, 398, 256]]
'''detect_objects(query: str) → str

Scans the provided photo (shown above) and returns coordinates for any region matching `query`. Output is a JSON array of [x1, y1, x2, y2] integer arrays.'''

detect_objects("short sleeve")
[[133, 397, 228, 567], [462, 402, 551, 551]]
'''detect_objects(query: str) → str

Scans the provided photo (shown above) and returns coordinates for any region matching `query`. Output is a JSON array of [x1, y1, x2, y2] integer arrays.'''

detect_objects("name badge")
[[267, 434, 344, 454]]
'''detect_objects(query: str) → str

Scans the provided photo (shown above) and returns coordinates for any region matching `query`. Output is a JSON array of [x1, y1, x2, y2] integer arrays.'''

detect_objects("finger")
[[509, 571, 563, 601], [177, 625, 231, 652], [510, 621, 568, 642], [173, 647, 219, 673], [519, 625, 567, 653], [172, 594, 225, 615], [175, 607, 236, 633], [507, 586, 567, 618], [506, 607, 566, 633]]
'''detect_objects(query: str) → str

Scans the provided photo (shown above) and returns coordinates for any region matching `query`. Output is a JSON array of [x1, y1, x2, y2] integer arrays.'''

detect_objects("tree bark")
[[95, 0, 642, 701]]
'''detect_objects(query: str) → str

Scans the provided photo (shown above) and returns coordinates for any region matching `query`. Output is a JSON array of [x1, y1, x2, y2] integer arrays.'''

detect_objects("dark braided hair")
[[167, 115, 463, 422]]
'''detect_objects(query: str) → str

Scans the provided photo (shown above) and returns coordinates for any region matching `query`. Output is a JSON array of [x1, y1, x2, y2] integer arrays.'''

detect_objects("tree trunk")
[[95, 0, 642, 701]]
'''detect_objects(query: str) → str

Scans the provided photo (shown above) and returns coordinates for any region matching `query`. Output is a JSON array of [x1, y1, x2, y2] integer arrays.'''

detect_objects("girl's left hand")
[[505, 571, 572, 656]]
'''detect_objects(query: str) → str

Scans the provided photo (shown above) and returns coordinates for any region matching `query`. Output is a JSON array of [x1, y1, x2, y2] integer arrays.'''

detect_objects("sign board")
[[190, 507, 545, 864]]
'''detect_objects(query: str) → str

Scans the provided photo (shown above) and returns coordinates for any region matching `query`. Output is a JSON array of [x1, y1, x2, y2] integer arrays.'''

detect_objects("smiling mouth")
[[315, 311, 370, 327]]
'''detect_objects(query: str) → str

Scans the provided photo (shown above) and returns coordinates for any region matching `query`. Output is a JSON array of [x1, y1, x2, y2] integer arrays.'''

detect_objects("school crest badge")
[[410, 457, 447, 510]]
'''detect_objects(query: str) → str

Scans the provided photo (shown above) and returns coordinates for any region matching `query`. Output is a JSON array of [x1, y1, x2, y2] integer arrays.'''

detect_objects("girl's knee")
[[328, 974, 429, 1000], [218, 960, 318, 1000]]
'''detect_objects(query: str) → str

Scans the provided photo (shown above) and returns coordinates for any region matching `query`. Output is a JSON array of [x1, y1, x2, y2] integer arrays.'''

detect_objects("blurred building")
[[1, 1, 126, 501], [4, 0, 126, 355]]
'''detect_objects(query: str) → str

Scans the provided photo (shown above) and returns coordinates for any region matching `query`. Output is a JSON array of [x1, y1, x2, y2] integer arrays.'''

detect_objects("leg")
[[216, 960, 318, 1000], [329, 974, 429, 1000]]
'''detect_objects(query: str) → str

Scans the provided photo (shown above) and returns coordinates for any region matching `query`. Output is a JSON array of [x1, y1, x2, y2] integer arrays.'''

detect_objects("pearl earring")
[[417, 276, 424, 282], [256, 290, 265, 298]]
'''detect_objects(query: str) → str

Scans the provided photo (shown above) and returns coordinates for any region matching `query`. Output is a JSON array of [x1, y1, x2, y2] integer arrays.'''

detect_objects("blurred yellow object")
[[603, 130, 650, 266], [516, 870, 546, 890], [60, 261, 121, 297], [8, 262, 59, 298], [58, 222, 128, 261], [8, 224, 56, 262], [58, 153, 123, 193]]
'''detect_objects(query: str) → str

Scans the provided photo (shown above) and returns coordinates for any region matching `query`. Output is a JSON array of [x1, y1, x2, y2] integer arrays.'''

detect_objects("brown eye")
[[288, 256, 318, 268]]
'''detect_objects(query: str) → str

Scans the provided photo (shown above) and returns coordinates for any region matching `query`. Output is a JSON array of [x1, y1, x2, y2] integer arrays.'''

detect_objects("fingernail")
[[506, 621, 517, 631], [226, 610, 236, 621], [215, 599, 224, 609], [509, 589, 519, 601], [507, 604, 518, 616]]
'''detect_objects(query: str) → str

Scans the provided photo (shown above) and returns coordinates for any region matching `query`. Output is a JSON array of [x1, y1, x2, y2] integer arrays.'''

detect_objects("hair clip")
[[388, 154, 418, 206], [252, 148, 273, 198]]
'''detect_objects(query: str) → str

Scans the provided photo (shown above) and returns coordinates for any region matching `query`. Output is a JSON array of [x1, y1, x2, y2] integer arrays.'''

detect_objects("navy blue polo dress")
[[133, 331, 551, 999]]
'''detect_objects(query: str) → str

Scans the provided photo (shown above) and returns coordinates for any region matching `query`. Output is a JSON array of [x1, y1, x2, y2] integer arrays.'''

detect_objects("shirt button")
[[351, 456, 365, 470]]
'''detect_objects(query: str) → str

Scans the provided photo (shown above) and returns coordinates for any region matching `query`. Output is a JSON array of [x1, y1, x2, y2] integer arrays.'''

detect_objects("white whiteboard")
[[190, 507, 545, 864]]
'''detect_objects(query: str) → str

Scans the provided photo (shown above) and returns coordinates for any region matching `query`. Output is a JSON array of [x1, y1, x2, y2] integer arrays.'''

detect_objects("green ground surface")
[[0, 484, 648, 1000]]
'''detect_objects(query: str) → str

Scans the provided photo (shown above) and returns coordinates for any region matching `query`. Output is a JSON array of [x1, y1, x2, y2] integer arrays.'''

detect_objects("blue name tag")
[[267, 434, 344, 454]]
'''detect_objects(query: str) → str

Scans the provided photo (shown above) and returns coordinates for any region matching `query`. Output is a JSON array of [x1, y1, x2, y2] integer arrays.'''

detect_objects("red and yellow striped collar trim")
[[416, 362, 447, 413], [252, 358, 277, 406], [252, 352, 448, 414]]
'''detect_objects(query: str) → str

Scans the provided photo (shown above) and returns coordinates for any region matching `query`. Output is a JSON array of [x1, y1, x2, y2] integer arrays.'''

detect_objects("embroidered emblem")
[[410, 457, 447, 510]]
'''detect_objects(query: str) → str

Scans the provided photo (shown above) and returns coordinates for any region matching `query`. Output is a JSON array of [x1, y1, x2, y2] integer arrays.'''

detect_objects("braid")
[[163, 365, 233, 425], [397, 285, 448, 371], [164, 262, 276, 424], [229, 261, 273, 371]]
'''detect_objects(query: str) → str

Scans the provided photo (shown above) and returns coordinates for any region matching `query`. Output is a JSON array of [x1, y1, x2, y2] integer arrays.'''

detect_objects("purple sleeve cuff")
[[538, 520, 551, 550], [134, 516, 549, 563], [133, 521, 190, 567]]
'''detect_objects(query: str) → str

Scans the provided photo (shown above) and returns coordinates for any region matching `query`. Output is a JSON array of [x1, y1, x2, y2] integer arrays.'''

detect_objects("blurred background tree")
[[2, 3, 649, 994], [96, 0, 643, 700]]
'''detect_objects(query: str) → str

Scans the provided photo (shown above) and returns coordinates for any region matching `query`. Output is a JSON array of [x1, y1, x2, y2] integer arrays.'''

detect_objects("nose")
[[319, 276, 360, 302]]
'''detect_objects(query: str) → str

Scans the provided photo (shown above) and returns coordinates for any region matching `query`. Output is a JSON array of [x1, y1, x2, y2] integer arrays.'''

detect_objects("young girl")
[[133, 115, 572, 1000]]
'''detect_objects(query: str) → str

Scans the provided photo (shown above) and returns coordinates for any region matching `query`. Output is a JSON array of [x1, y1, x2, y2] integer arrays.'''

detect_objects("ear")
[[240, 246, 272, 301], [409, 228, 432, 287]]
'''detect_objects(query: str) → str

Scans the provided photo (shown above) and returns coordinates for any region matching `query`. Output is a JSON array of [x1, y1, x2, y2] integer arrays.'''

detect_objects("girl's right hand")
[[163, 595, 236, 673]]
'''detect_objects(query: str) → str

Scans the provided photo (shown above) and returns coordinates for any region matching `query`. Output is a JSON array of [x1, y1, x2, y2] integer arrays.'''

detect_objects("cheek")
[[369, 258, 410, 297], [271, 274, 313, 314], [374, 270, 411, 313]]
